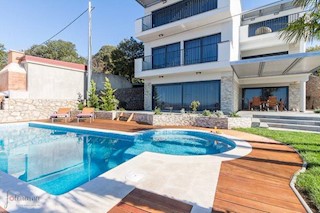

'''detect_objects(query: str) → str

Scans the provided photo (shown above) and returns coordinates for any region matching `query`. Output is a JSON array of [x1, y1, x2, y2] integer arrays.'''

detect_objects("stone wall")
[[233, 78, 240, 112], [82, 111, 252, 130], [306, 75, 320, 109], [151, 113, 252, 129], [0, 99, 77, 123], [144, 82, 152, 111], [221, 75, 235, 113], [115, 87, 144, 110], [289, 83, 301, 111]]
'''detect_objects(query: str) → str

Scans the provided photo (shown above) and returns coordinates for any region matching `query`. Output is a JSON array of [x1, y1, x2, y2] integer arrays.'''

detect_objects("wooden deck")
[[2, 119, 306, 212], [212, 130, 305, 213], [109, 188, 193, 213]]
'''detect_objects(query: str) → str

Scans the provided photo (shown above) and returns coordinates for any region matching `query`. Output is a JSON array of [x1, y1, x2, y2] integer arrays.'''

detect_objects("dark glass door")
[[242, 87, 289, 110]]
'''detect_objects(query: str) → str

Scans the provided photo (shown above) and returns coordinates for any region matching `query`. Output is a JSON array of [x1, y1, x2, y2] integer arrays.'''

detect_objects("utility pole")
[[87, 0, 92, 98]]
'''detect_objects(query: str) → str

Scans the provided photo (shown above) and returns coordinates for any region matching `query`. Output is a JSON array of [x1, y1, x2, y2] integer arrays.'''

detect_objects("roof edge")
[[21, 55, 87, 72]]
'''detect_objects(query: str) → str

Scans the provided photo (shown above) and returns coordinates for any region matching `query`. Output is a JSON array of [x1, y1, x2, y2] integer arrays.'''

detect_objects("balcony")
[[141, 0, 218, 31], [135, 0, 232, 42], [240, 13, 301, 51], [135, 41, 233, 78]]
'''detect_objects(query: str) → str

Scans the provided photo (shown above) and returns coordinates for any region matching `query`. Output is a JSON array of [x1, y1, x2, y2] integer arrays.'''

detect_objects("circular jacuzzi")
[[133, 129, 236, 156]]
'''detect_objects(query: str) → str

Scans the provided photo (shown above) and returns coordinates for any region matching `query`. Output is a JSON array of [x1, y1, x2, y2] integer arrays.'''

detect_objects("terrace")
[[0, 119, 310, 212]]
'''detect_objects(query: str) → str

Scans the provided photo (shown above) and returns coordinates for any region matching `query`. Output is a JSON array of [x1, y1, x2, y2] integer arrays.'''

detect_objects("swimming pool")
[[0, 123, 236, 195]]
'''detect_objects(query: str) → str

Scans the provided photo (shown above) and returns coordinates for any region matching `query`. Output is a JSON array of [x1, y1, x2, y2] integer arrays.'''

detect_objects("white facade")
[[135, 0, 313, 112]]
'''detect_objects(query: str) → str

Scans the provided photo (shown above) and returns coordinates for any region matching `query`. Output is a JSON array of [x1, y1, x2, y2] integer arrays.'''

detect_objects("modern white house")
[[134, 0, 320, 113]]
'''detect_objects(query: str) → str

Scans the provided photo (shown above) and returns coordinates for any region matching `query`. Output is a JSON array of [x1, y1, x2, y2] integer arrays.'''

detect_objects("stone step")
[[253, 114, 320, 121], [267, 123, 320, 132], [259, 118, 320, 126]]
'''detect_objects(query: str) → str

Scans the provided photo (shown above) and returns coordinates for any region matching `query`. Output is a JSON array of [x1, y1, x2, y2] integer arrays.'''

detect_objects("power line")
[[40, 7, 95, 45]]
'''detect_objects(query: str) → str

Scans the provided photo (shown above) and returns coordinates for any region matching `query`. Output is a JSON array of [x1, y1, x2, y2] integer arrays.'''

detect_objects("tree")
[[307, 45, 320, 75], [92, 45, 116, 73], [25, 40, 86, 64], [280, 0, 320, 43], [87, 80, 100, 109], [0, 44, 7, 70], [307, 45, 320, 52], [111, 37, 144, 83], [100, 78, 119, 111]]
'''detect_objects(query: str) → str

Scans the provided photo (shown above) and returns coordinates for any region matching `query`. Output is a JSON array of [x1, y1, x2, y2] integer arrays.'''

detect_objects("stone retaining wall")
[[152, 114, 252, 129], [0, 99, 77, 123], [115, 87, 144, 110], [307, 75, 320, 109], [86, 111, 252, 129], [90, 111, 251, 129]]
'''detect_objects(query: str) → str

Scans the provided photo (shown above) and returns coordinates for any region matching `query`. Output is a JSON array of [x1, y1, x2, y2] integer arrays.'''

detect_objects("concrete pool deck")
[[0, 119, 307, 212]]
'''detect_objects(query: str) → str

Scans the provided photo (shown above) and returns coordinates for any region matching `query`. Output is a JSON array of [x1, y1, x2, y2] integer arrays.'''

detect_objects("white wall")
[[92, 73, 132, 91], [144, 71, 232, 85], [26, 63, 85, 100]]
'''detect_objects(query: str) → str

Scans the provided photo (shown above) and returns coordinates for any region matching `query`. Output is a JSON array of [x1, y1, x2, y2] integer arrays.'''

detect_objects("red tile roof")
[[21, 55, 87, 72]]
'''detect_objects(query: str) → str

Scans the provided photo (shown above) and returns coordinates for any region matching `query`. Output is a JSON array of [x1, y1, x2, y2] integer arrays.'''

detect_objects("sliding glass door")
[[242, 87, 289, 110], [153, 80, 221, 111]]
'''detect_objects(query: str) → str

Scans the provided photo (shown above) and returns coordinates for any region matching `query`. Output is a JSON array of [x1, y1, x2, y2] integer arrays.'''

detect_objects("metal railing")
[[142, 43, 219, 71], [248, 13, 300, 37], [141, 0, 218, 31]]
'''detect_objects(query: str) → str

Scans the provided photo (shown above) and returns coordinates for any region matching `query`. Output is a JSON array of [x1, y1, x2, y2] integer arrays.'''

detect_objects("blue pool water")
[[0, 123, 235, 195]]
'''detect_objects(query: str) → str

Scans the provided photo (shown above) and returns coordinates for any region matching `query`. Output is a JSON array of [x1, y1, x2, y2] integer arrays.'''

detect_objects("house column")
[[144, 81, 152, 111], [300, 81, 306, 112]]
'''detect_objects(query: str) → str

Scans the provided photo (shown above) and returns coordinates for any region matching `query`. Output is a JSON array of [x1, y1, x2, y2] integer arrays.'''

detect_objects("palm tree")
[[280, 0, 320, 43]]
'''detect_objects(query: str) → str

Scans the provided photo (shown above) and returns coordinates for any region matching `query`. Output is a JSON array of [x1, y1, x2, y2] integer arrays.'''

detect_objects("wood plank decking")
[[109, 188, 193, 213], [1, 119, 306, 212]]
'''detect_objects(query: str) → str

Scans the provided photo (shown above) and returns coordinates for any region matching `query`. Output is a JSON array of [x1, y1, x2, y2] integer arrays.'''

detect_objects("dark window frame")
[[242, 51, 288, 60], [242, 86, 289, 110], [184, 33, 221, 65], [152, 42, 181, 69], [248, 16, 289, 37], [151, 0, 218, 29], [152, 80, 221, 111]]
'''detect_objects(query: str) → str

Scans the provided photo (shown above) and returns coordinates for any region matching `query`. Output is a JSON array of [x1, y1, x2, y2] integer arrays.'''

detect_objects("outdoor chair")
[[116, 112, 135, 122], [250, 96, 262, 111], [50, 108, 71, 123], [278, 99, 288, 111], [267, 96, 279, 111], [77, 108, 95, 123]]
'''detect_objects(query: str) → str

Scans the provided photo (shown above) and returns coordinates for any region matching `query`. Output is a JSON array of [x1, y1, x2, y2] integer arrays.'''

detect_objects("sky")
[[0, 0, 300, 56]]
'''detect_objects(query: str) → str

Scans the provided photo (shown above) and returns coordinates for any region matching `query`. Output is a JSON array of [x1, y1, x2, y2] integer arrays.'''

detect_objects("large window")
[[249, 16, 289, 37], [152, 43, 180, 69], [153, 80, 221, 111], [151, 0, 218, 29], [242, 51, 288, 60], [242, 87, 289, 110], [184, 34, 221, 65]]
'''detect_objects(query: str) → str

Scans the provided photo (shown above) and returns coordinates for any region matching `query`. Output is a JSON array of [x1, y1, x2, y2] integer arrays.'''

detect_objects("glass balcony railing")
[[142, 43, 220, 71], [141, 0, 218, 31], [248, 13, 300, 37]]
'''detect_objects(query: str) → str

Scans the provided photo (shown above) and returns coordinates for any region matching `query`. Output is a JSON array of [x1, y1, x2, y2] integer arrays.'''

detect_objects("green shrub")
[[154, 107, 162, 115], [77, 92, 85, 110], [215, 111, 224, 117], [190, 101, 200, 112], [100, 78, 119, 111], [314, 108, 320, 114], [202, 110, 212, 116], [229, 112, 240, 117], [87, 80, 99, 109]]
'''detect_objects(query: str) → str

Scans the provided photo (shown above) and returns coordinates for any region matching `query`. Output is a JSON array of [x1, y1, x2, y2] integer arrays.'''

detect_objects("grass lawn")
[[237, 128, 320, 211]]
